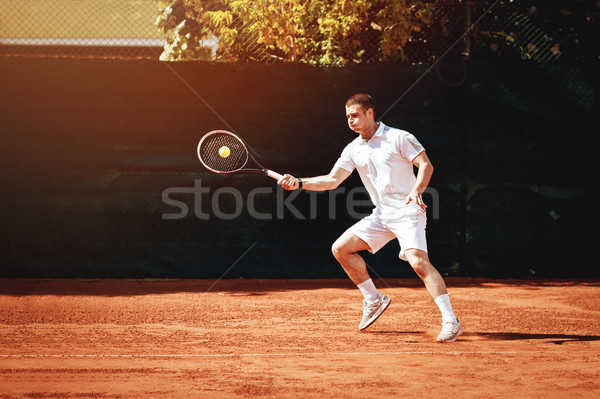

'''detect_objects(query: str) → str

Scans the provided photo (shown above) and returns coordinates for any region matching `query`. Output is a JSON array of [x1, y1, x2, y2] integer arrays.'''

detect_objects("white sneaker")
[[358, 293, 391, 331], [437, 318, 463, 342]]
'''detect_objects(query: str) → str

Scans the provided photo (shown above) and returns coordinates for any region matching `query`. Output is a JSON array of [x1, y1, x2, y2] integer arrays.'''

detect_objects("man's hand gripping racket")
[[197, 130, 283, 181]]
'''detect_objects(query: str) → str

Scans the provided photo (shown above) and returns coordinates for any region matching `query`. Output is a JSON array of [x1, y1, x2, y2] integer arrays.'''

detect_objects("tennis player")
[[278, 94, 462, 342]]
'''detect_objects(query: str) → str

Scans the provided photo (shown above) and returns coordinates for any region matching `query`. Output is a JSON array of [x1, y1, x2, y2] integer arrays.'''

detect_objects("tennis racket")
[[197, 130, 283, 181]]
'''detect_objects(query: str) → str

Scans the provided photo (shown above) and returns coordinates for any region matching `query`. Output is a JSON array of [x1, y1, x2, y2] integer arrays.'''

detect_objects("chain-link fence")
[[0, 0, 597, 63], [0, 0, 165, 59]]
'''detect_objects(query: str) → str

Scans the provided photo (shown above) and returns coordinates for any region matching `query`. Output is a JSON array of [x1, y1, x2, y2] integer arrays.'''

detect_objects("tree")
[[156, 0, 433, 65]]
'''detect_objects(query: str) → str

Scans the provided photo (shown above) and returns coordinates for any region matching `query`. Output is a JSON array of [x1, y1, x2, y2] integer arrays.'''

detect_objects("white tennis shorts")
[[347, 206, 428, 261]]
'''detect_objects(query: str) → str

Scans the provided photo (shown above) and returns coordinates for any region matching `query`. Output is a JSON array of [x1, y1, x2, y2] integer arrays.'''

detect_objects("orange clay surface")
[[1, 278, 599, 398]]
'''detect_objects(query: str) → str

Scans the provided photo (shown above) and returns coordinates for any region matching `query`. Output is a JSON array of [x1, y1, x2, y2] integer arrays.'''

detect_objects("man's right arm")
[[278, 166, 351, 191]]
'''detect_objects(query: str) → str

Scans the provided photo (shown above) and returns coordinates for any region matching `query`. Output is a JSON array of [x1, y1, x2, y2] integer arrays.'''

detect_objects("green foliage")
[[156, 0, 434, 65], [156, 0, 211, 61]]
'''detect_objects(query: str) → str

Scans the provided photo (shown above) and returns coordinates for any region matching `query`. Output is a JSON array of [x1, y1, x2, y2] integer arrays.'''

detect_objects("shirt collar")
[[363, 122, 386, 142], [373, 122, 385, 138]]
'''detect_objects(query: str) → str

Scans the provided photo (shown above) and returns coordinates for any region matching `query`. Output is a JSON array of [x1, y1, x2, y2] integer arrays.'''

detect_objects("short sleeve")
[[333, 141, 355, 172], [397, 130, 425, 161]]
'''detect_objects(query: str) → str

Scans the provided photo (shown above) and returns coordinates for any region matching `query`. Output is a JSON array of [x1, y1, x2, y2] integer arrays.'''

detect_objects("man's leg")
[[403, 248, 447, 299], [331, 231, 391, 330], [331, 230, 372, 286], [404, 248, 462, 342]]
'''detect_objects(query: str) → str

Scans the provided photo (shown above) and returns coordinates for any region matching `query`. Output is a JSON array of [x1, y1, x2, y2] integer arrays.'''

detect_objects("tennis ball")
[[219, 146, 231, 158]]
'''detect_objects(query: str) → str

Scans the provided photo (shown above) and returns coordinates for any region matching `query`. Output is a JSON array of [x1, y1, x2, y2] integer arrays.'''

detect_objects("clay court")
[[1, 278, 599, 398]]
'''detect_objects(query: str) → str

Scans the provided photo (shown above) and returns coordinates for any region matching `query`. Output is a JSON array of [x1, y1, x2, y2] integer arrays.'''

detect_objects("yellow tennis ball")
[[219, 146, 230, 158]]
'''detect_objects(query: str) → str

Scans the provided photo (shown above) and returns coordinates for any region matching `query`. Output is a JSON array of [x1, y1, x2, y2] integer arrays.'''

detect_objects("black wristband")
[[297, 178, 303, 190]]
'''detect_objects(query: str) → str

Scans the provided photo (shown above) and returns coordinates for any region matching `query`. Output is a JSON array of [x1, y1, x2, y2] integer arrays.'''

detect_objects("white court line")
[[0, 351, 572, 358]]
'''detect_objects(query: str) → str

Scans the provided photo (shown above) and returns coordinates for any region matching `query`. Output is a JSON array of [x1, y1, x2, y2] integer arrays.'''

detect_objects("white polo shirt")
[[334, 122, 425, 212]]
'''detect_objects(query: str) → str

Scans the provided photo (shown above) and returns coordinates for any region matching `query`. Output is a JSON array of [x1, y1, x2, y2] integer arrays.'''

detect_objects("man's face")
[[345, 104, 373, 135]]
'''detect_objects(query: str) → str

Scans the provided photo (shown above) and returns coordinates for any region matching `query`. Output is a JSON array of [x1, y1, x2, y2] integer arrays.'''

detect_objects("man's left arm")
[[406, 151, 434, 211]]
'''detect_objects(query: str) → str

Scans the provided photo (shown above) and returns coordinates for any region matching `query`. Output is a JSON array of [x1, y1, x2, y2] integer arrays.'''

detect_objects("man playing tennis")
[[278, 93, 462, 342]]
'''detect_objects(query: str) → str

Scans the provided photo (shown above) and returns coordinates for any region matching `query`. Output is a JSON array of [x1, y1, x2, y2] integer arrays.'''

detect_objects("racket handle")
[[264, 169, 283, 181]]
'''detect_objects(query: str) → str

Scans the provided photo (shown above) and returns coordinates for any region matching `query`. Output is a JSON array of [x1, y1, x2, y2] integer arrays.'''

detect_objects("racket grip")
[[264, 169, 283, 181]]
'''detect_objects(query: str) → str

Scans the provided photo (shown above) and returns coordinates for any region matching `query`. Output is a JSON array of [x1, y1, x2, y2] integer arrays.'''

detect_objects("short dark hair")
[[345, 93, 376, 118]]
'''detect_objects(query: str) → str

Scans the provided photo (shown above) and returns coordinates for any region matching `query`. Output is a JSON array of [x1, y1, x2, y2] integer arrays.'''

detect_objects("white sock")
[[357, 278, 379, 303], [434, 293, 456, 322]]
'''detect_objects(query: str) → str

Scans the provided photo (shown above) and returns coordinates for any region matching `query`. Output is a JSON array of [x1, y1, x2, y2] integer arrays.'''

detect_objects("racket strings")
[[199, 132, 247, 172]]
